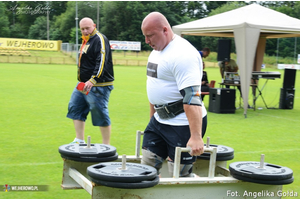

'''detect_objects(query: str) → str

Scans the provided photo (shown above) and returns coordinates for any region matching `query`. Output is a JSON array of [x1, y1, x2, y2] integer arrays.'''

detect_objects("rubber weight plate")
[[91, 175, 159, 189], [87, 162, 157, 183], [60, 153, 118, 162], [229, 161, 293, 181], [197, 154, 234, 161], [231, 173, 294, 185], [200, 144, 234, 158], [58, 143, 116, 158]]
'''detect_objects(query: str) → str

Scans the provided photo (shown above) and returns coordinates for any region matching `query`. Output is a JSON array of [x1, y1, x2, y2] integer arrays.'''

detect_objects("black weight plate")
[[60, 153, 118, 162], [201, 144, 234, 157], [58, 143, 116, 158], [91, 175, 159, 189], [87, 162, 157, 183], [197, 154, 234, 161], [231, 173, 294, 185], [229, 161, 293, 181]]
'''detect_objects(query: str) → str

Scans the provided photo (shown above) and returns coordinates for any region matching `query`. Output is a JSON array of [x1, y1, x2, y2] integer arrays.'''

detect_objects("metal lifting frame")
[[61, 130, 283, 199]]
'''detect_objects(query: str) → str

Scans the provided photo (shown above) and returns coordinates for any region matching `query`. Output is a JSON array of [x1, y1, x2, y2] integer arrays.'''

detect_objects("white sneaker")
[[190, 173, 200, 178], [70, 138, 86, 144]]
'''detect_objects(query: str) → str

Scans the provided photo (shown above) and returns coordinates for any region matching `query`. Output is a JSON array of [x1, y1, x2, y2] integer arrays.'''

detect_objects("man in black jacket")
[[67, 17, 114, 145]]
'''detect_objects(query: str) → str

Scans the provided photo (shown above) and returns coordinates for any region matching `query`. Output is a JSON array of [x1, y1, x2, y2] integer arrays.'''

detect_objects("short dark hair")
[[202, 47, 210, 53]]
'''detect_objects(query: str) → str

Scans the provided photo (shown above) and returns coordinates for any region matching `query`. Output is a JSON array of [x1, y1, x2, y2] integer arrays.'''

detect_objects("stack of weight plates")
[[87, 162, 159, 189], [58, 143, 118, 162], [197, 144, 234, 161], [229, 161, 294, 185]]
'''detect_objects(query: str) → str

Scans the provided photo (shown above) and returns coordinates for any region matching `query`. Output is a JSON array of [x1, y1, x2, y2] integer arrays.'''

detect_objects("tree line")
[[1, 1, 300, 59]]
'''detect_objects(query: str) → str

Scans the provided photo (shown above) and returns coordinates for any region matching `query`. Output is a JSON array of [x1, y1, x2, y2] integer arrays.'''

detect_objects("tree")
[[188, 2, 247, 53], [14, 2, 49, 36], [205, 1, 228, 14], [185, 1, 207, 19], [28, 16, 48, 40], [49, 27, 62, 41], [48, 1, 68, 20], [0, 2, 10, 37], [270, 1, 300, 59], [54, 1, 101, 43], [170, 2, 227, 51], [101, 1, 185, 50], [2, 0, 300, 57], [3, 1, 17, 26], [54, 2, 77, 43], [3, 1, 67, 39], [208, 1, 247, 16], [9, 23, 26, 38]]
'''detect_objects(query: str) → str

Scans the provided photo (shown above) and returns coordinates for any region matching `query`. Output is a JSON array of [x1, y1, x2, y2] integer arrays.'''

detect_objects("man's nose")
[[82, 29, 88, 35], [145, 37, 150, 44]]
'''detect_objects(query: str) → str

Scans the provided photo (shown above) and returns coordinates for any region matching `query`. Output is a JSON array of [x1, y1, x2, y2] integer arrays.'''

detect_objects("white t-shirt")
[[146, 35, 207, 126]]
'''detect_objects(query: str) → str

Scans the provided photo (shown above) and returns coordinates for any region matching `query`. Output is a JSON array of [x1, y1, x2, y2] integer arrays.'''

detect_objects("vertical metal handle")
[[173, 146, 217, 179], [135, 130, 144, 158]]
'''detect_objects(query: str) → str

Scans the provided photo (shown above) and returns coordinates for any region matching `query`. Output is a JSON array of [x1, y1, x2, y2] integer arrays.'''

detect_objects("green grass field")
[[0, 63, 299, 199]]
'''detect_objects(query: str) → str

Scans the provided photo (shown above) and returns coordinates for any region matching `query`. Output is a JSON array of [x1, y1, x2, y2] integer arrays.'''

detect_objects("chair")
[[201, 80, 216, 96]]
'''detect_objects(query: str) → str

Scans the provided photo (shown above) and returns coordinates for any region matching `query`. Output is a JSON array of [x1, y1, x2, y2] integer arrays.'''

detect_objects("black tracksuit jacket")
[[78, 28, 114, 86]]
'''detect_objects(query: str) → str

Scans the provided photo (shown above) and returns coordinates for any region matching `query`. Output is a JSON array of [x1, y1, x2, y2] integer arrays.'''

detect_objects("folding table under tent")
[[173, 3, 300, 117]]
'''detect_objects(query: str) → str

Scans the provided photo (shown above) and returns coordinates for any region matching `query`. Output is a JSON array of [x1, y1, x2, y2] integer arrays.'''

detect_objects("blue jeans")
[[67, 83, 113, 127]]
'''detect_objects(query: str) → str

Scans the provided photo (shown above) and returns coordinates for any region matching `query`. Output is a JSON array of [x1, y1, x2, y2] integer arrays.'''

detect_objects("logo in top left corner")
[[3, 184, 10, 192]]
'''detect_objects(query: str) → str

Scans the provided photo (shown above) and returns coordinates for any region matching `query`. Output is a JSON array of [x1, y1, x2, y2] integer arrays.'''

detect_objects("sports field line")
[[1, 161, 62, 167]]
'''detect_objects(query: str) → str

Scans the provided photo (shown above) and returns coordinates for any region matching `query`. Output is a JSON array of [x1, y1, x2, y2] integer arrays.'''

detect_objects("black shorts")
[[142, 115, 207, 164]]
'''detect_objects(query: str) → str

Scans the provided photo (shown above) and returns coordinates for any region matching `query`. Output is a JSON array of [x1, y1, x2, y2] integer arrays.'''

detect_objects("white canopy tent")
[[172, 3, 300, 117]]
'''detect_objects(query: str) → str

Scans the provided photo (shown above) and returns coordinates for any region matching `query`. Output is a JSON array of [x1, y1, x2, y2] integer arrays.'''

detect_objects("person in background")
[[199, 47, 210, 59], [218, 59, 243, 99], [66, 17, 114, 145], [218, 59, 238, 80], [201, 64, 209, 101], [199, 48, 210, 101]]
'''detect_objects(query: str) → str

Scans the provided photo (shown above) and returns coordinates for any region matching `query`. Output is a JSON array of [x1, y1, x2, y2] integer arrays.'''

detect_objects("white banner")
[[277, 64, 300, 70], [109, 41, 141, 51]]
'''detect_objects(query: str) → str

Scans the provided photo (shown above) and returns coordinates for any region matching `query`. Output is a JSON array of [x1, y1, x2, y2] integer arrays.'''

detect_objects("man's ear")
[[163, 27, 168, 35], [94, 24, 96, 28]]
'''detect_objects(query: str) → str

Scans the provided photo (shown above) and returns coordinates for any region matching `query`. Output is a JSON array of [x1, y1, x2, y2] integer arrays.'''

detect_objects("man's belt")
[[154, 100, 184, 119]]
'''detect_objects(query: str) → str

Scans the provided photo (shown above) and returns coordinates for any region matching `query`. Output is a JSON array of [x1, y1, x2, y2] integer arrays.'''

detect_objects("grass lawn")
[[0, 63, 299, 199]]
